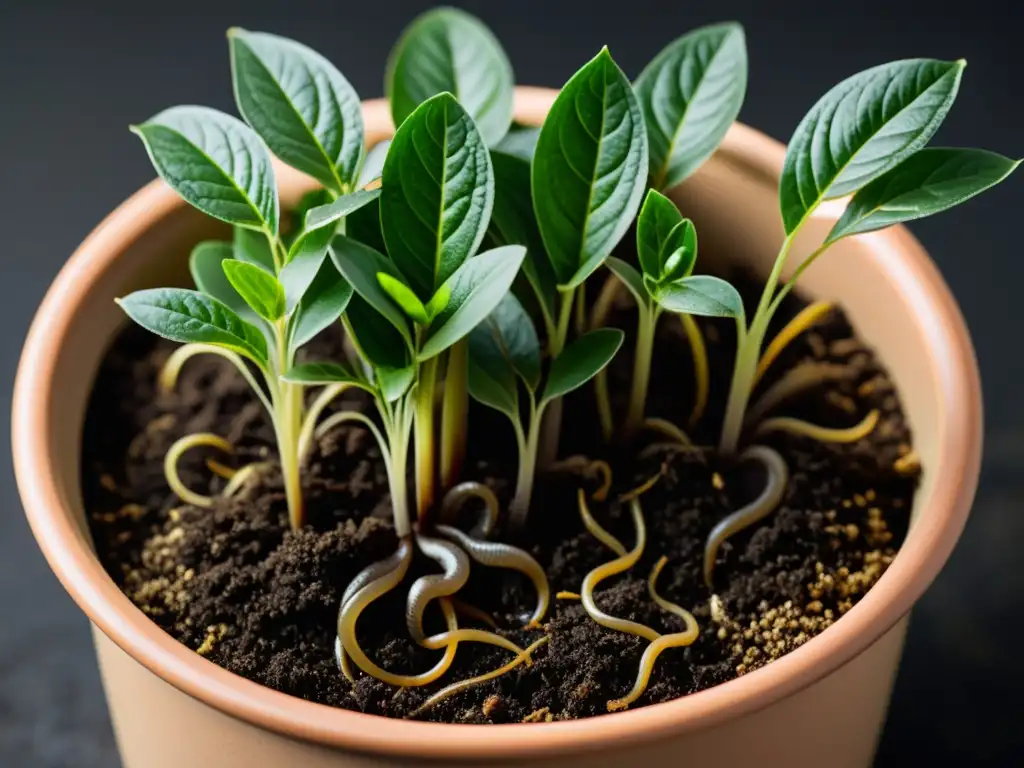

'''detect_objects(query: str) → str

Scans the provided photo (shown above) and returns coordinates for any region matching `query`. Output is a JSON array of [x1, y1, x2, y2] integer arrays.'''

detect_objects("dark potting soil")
[[82, 270, 919, 723]]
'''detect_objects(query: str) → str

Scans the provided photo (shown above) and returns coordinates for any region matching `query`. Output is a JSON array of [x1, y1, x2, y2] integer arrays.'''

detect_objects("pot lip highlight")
[[11, 88, 981, 761]]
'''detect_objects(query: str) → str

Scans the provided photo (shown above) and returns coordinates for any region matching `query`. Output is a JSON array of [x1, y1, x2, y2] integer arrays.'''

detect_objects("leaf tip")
[[226, 26, 244, 38]]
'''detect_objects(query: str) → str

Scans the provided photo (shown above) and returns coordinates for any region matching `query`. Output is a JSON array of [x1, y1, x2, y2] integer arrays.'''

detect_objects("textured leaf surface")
[[330, 236, 412, 344], [653, 275, 744, 319], [229, 29, 364, 192], [131, 106, 279, 233], [779, 59, 965, 233], [382, 93, 494, 301], [222, 260, 286, 321], [117, 288, 268, 365], [635, 22, 747, 190], [828, 148, 1020, 241], [471, 292, 541, 390], [532, 48, 648, 289], [543, 328, 624, 403], [288, 257, 353, 349], [635, 189, 696, 280], [386, 7, 514, 146], [189, 241, 256, 321]]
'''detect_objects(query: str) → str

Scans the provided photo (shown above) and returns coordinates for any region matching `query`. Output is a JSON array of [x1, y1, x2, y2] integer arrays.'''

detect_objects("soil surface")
[[83, 270, 919, 723]]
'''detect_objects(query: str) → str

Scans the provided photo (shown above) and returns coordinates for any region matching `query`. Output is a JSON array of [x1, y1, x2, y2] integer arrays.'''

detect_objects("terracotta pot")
[[13, 87, 980, 767]]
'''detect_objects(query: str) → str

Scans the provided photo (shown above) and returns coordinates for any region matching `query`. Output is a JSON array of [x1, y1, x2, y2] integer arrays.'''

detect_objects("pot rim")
[[12, 86, 981, 761]]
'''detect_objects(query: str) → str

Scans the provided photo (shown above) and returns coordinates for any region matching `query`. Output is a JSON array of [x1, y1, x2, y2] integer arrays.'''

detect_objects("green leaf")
[[532, 47, 648, 289], [131, 106, 278, 234], [635, 23, 747, 191], [635, 189, 696, 281], [828, 148, 1020, 242], [780, 59, 966, 234], [385, 7, 514, 147], [378, 365, 416, 402], [280, 225, 332, 310], [542, 328, 625, 404], [282, 361, 362, 385], [330, 235, 413, 345], [489, 150, 557, 328], [234, 227, 276, 272], [425, 284, 452, 319], [494, 124, 540, 162], [471, 292, 541, 391], [189, 241, 257, 321], [377, 272, 430, 324], [116, 288, 268, 366], [653, 275, 744, 320], [467, 348, 519, 420], [222, 259, 286, 321], [344, 295, 410, 371], [381, 92, 494, 301], [288, 256, 353, 349], [303, 187, 382, 234], [419, 245, 526, 361], [358, 140, 391, 188], [605, 256, 648, 307], [229, 28, 363, 193]]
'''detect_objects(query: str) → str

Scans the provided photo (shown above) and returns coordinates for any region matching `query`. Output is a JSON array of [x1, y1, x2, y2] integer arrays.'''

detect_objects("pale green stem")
[[440, 341, 469, 490], [509, 393, 543, 531], [272, 319, 305, 529], [539, 288, 577, 468], [624, 304, 659, 440], [414, 355, 439, 522], [383, 395, 415, 537]]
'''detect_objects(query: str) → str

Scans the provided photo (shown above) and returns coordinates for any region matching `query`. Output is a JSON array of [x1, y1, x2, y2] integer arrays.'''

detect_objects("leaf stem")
[[509, 393, 543, 531], [440, 340, 469, 490], [384, 395, 415, 537], [414, 355, 439, 522], [624, 305, 658, 440], [539, 287, 578, 468], [272, 319, 305, 528], [551, 287, 577, 357]]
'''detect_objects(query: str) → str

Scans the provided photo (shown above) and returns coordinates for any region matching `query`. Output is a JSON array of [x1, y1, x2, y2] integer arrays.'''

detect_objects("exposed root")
[[406, 635, 550, 720], [619, 463, 666, 502], [678, 313, 709, 428], [576, 489, 627, 557], [160, 342, 272, 413], [754, 300, 834, 385], [549, 456, 613, 501], [754, 409, 880, 444], [298, 382, 357, 461], [744, 362, 852, 427], [704, 446, 789, 587], [641, 418, 694, 448], [607, 557, 700, 712], [221, 462, 271, 498], [436, 525, 550, 628], [449, 598, 499, 630], [163, 433, 234, 509], [578, 496, 660, 643], [557, 591, 581, 600], [337, 538, 463, 686], [439, 482, 499, 538]]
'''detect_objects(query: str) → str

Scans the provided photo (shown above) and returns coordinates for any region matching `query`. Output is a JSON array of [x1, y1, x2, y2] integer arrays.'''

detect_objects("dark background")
[[1, 1, 1021, 765]]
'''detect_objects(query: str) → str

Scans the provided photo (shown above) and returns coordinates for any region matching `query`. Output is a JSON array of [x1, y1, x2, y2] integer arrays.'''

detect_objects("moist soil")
[[82, 270, 919, 723]]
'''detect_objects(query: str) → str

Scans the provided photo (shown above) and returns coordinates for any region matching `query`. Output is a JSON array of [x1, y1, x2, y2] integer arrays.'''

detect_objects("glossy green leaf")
[[229, 28, 363, 193], [532, 47, 648, 289], [116, 288, 268, 366], [635, 189, 696, 281], [605, 256, 648, 307], [385, 7, 514, 147], [653, 274, 744, 320], [494, 124, 540, 162], [467, 346, 519, 420], [471, 292, 541, 391], [378, 365, 416, 402], [234, 227, 276, 272], [489, 150, 557, 328], [330, 236, 412, 344], [281, 361, 362, 385], [377, 272, 430, 324], [358, 140, 391, 187], [828, 148, 1021, 242], [344, 294, 410, 372], [303, 187, 382, 234], [419, 245, 526, 360], [222, 259, 286, 321], [381, 92, 494, 301], [780, 59, 965, 234], [131, 106, 278, 234], [189, 241, 256, 321], [280, 225, 332, 310], [288, 257, 353, 349], [542, 328, 625, 404], [636, 22, 747, 190]]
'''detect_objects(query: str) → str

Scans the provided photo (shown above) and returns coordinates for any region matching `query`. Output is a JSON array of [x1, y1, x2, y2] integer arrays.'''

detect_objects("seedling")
[[112, 5, 1018, 717]]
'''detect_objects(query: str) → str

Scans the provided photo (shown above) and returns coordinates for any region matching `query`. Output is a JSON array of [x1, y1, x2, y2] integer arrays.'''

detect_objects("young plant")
[[467, 293, 624, 529], [118, 29, 379, 530], [718, 58, 1020, 457], [592, 23, 748, 441]]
